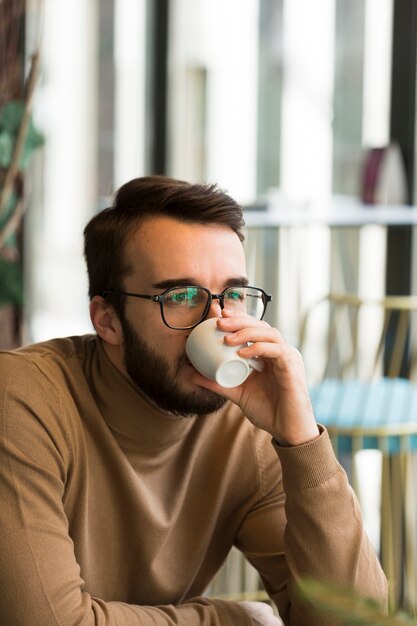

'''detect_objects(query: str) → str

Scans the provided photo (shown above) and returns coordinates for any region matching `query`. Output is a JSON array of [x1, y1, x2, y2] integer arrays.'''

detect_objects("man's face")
[[118, 216, 248, 416]]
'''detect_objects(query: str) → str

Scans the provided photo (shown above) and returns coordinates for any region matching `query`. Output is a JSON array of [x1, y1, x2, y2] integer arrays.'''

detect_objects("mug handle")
[[247, 357, 264, 373]]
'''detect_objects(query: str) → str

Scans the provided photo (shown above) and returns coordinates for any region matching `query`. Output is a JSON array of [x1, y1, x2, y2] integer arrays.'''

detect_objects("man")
[[0, 176, 387, 625]]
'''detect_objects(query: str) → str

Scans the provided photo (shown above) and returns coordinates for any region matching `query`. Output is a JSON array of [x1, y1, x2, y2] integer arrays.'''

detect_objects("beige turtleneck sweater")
[[0, 335, 386, 625]]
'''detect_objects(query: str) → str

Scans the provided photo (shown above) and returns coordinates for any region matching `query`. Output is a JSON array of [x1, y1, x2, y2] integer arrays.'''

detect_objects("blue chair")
[[309, 377, 417, 455], [300, 294, 417, 612]]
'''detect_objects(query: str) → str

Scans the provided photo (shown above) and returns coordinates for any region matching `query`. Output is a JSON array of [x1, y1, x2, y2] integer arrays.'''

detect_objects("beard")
[[120, 316, 226, 416]]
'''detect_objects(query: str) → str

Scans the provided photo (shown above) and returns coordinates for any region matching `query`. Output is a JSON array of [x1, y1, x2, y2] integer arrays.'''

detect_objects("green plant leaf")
[[297, 578, 417, 625], [0, 101, 25, 134], [0, 191, 20, 249], [0, 258, 23, 306], [0, 191, 18, 230], [0, 100, 44, 170], [0, 130, 14, 168], [21, 115, 44, 169]]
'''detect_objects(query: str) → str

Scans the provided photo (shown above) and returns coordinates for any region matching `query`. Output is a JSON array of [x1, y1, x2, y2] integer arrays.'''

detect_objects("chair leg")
[[403, 452, 417, 614], [380, 454, 397, 612]]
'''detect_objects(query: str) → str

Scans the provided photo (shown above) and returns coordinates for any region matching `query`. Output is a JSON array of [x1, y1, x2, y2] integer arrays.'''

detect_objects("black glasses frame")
[[102, 285, 272, 330]]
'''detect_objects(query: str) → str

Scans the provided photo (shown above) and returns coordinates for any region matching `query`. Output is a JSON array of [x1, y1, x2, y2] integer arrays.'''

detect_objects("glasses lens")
[[223, 286, 265, 319], [162, 287, 209, 328]]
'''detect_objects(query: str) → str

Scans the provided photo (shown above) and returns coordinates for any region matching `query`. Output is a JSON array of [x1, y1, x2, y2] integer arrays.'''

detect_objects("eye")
[[225, 288, 244, 301], [171, 291, 188, 303], [165, 287, 202, 307]]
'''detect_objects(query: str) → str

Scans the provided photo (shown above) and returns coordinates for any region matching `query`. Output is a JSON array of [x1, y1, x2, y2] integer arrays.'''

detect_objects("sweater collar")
[[90, 338, 195, 449]]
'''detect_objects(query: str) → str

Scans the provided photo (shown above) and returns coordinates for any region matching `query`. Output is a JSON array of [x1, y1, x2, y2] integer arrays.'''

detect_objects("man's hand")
[[190, 312, 320, 446], [240, 601, 284, 625]]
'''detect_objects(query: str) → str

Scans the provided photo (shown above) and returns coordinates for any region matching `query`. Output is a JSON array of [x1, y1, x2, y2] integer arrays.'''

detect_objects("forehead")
[[123, 216, 246, 284]]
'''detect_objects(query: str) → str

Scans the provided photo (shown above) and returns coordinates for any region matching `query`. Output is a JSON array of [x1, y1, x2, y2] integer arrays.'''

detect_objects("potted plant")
[[298, 578, 417, 625], [0, 1, 43, 348]]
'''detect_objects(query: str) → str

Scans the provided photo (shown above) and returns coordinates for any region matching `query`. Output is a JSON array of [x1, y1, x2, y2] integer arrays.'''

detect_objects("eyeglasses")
[[102, 285, 272, 330]]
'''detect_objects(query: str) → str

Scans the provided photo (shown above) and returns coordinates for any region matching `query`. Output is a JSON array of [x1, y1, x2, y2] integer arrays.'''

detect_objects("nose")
[[206, 296, 223, 319]]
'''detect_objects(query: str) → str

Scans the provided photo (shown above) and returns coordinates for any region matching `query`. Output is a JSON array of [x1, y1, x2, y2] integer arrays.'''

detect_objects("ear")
[[89, 296, 123, 346]]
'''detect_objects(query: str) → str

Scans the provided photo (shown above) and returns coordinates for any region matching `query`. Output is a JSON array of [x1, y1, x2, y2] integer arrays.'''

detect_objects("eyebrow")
[[152, 276, 249, 290]]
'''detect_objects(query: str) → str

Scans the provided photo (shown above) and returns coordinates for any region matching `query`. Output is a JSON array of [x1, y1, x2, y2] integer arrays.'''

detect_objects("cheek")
[[124, 303, 189, 355], [162, 333, 189, 359], [136, 318, 188, 357], [125, 303, 165, 339]]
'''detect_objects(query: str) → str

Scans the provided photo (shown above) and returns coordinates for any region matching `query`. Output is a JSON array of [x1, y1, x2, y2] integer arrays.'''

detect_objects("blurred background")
[[2, 0, 417, 616], [2, 0, 416, 346]]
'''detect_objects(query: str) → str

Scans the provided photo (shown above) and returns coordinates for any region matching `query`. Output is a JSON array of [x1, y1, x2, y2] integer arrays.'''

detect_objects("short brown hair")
[[84, 176, 245, 307]]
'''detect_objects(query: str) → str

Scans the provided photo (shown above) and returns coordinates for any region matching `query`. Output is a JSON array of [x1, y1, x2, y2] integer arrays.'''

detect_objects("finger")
[[240, 344, 304, 378], [237, 342, 280, 360], [221, 324, 282, 348], [217, 314, 270, 332], [237, 340, 292, 359], [229, 334, 285, 360]]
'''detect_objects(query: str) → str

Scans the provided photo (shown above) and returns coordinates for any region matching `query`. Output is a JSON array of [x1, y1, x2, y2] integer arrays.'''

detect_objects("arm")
[[274, 430, 387, 623], [0, 355, 253, 626], [190, 313, 388, 624], [235, 428, 387, 625]]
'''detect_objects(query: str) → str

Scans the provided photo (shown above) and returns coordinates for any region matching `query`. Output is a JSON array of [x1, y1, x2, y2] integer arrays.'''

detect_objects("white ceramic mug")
[[185, 317, 263, 388]]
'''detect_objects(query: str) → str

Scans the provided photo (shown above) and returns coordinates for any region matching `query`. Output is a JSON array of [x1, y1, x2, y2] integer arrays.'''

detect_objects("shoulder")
[[0, 335, 98, 446], [0, 335, 97, 387], [0, 336, 99, 467]]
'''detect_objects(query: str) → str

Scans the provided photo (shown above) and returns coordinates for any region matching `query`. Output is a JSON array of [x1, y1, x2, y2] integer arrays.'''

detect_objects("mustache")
[[176, 350, 191, 371]]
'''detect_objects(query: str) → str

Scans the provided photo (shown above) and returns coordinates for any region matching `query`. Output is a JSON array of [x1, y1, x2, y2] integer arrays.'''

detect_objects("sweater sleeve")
[[0, 355, 253, 626], [235, 427, 388, 626]]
